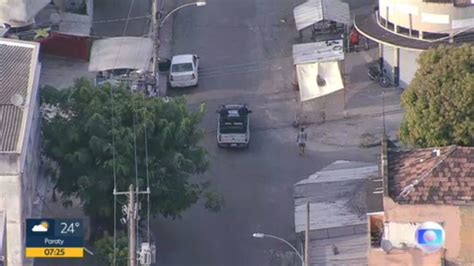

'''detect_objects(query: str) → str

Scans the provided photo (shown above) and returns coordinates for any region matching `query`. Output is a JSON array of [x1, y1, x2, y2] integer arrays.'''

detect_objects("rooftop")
[[388, 146, 474, 205], [294, 160, 378, 232], [89, 37, 153, 72], [355, 14, 474, 51], [366, 173, 384, 214], [308, 234, 368, 265], [0, 38, 39, 152]]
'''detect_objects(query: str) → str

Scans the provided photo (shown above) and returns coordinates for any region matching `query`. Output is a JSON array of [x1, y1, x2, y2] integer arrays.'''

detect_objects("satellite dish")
[[381, 239, 393, 253], [49, 13, 61, 25], [10, 94, 24, 108]]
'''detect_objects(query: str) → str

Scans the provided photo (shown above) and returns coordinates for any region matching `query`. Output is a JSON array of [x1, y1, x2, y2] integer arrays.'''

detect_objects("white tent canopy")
[[89, 37, 153, 72], [296, 62, 344, 102], [293, 0, 350, 31], [293, 40, 345, 102]]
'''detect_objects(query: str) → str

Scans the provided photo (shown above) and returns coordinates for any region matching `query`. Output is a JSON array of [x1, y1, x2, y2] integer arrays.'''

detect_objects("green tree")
[[400, 44, 474, 147], [94, 231, 128, 266], [41, 79, 218, 233]]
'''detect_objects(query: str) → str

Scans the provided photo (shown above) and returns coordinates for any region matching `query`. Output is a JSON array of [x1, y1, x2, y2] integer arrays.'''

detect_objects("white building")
[[0, 38, 42, 266], [0, 0, 50, 27], [355, 0, 474, 89]]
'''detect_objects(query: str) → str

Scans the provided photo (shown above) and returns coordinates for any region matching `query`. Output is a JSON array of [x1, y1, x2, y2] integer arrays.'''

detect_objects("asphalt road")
[[92, 0, 151, 37], [154, 0, 375, 266]]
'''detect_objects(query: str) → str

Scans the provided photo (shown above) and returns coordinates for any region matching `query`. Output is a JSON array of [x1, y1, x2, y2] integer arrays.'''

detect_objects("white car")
[[169, 54, 199, 88]]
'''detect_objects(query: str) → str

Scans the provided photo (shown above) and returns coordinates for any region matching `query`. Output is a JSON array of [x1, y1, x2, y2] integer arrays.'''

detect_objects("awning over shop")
[[293, 0, 350, 31], [293, 40, 345, 102], [292, 40, 344, 65], [89, 37, 153, 72], [296, 62, 344, 102]]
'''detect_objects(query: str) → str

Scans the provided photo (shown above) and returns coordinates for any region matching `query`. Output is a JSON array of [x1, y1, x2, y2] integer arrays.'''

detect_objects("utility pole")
[[129, 184, 137, 266], [114, 184, 150, 266], [152, 0, 161, 95], [305, 202, 310, 266]]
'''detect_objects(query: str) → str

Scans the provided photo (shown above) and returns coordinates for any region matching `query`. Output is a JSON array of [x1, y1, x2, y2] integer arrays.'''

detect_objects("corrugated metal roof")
[[309, 234, 368, 265], [89, 37, 153, 71], [0, 106, 23, 151], [294, 161, 378, 232], [0, 42, 32, 104], [294, 0, 350, 31], [0, 38, 38, 152], [293, 39, 344, 65]]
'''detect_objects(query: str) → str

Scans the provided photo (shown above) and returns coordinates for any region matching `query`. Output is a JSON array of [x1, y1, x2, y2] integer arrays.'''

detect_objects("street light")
[[252, 232, 304, 265], [159, 1, 207, 27], [153, 1, 207, 93]]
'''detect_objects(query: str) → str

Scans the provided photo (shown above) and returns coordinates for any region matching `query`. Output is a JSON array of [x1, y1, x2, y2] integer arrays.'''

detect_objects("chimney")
[[431, 149, 441, 157]]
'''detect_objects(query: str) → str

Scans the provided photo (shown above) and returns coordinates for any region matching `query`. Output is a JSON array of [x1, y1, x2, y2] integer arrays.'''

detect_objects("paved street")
[[152, 0, 396, 265], [92, 0, 150, 37], [37, 0, 404, 265]]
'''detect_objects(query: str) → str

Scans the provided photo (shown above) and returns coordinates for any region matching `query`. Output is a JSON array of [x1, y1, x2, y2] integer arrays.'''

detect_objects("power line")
[[92, 15, 150, 24], [141, 93, 151, 244], [110, 0, 136, 265]]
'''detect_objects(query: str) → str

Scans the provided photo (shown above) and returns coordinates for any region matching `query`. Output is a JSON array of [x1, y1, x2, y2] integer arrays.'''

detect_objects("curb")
[[158, 0, 174, 97]]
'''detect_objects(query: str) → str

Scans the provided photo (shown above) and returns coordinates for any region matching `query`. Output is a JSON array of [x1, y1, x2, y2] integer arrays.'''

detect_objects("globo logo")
[[415, 222, 445, 253]]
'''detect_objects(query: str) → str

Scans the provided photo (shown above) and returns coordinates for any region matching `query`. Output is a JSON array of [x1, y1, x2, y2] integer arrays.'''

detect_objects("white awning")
[[296, 61, 344, 102], [293, 0, 350, 31], [293, 39, 344, 65], [89, 37, 153, 72]]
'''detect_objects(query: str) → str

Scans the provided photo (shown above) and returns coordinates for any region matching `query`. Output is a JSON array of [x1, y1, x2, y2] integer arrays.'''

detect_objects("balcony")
[[423, 0, 474, 6]]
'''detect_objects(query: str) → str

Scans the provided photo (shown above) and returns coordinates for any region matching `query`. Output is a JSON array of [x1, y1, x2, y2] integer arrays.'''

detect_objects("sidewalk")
[[157, 0, 175, 97]]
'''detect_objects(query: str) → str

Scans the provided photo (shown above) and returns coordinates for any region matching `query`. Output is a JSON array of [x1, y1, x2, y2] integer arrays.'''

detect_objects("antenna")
[[381, 239, 393, 253], [10, 94, 24, 108]]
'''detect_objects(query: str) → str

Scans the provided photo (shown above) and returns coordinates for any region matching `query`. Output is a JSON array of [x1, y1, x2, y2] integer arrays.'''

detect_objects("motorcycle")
[[368, 65, 391, 88]]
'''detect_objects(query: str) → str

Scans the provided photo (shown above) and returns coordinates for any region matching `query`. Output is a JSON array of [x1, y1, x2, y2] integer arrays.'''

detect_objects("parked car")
[[169, 54, 199, 88]]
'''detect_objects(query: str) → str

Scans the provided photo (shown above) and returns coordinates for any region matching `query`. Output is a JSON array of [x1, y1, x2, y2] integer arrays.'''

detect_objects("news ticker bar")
[[25, 248, 84, 258]]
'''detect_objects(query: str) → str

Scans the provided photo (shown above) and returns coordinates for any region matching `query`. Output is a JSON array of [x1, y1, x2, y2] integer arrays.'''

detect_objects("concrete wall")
[[383, 196, 473, 264], [0, 62, 41, 266], [369, 247, 443, 266], [379, 0, 474, 33], [382, 45, 394, 81], [459, 206, 474, 264], [0, 0, 50, 27], [0, 174, 24, 266], [398, 49, 420, 89]]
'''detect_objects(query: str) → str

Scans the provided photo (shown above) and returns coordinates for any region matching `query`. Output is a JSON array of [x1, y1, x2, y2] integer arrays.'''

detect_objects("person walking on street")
[[297, 127, 307, 156]]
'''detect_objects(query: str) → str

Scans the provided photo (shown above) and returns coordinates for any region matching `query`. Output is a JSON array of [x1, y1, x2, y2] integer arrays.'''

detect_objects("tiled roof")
[[388, 146, 474, 205], [0, 39, 37, 152]]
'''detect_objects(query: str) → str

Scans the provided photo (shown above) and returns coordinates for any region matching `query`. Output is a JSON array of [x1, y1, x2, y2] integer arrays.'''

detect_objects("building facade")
[[355, 0, 474, 88], [368, 140, 474, 265], [0, 0, 50, 27], [0, 38, 42, 266]]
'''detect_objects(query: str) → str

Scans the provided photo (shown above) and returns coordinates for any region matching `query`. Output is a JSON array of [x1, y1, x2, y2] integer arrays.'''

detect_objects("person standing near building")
[[296, 127, 307, 156], [350, 26, 360, 52]]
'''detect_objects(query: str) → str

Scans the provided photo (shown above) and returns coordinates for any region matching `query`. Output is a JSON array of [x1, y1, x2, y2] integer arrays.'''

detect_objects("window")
[[454, 0, 474, 6], [171, 63, 193, 72]]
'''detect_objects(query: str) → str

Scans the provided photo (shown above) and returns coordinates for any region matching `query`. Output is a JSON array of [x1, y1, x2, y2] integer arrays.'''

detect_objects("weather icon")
[[31, 221, 49, 232]]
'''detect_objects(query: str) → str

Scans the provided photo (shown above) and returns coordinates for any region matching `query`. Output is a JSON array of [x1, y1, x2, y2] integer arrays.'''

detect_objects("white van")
[[169, 54, 199, 88]]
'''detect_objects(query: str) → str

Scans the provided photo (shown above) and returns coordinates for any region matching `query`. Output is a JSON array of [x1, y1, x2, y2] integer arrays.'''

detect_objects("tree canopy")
[[41, 79, 215, 232], [400, 44, 474, 147]]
